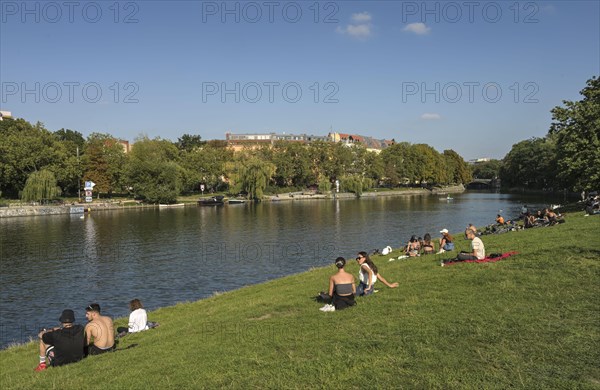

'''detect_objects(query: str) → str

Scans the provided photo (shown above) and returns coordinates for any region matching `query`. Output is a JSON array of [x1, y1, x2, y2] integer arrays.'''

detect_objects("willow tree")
[[21, 169, 61, 202], [226, 157, 276, 200]]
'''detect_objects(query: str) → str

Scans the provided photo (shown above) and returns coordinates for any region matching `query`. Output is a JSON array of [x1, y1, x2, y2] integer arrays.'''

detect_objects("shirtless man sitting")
[[84, 303, 115, 355]]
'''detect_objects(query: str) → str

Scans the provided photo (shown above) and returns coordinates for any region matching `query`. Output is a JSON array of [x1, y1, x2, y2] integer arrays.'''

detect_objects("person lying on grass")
[[35, 309, 85, 372], [355, 251, 399, 296], [319, 257, 357, 312]]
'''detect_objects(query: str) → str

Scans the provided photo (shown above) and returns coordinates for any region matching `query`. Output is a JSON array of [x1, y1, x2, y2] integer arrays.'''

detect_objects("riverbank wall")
[[0, 203, 159, 218]]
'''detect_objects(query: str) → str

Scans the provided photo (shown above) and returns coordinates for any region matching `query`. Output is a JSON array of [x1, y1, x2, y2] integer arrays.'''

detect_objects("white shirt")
[[472, 237, 485, 260], [359, 263, 378, 285], [128, 308, 149, 333]]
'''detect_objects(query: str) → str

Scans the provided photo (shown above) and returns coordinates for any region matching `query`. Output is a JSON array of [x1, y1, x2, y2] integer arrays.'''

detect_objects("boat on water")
[[439, 195, 454, 200], [228, 199, 246, 204], [159, 203, 185, 208], [198, 195, 225, 206]]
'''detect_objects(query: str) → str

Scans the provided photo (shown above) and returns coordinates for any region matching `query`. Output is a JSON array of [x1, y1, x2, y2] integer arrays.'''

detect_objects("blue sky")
[[1, 0, 598, 159]]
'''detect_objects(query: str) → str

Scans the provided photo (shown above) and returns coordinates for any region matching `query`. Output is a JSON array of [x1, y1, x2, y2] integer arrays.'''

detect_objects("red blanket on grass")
[[442, 251, 518, 266]]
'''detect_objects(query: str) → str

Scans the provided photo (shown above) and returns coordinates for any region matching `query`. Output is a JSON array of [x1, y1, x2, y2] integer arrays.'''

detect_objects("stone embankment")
[[0, 202, 158, 218]]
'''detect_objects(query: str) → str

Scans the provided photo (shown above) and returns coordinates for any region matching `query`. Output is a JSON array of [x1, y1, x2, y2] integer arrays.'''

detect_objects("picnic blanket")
[[441, 251, 518, 266]]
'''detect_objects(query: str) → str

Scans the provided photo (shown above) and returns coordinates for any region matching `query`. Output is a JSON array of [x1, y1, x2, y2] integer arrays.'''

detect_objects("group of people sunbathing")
[[34, 299, 154, 372], [399, 229, 456, 258], [521, 206, 564, 228]]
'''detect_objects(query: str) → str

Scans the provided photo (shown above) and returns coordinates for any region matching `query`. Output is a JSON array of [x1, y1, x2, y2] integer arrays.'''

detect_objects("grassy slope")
[[1, 214, 599, 389]]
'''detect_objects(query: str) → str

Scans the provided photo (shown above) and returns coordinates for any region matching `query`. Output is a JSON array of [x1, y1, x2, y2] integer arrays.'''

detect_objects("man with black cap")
[[35, 309, 85, 371]]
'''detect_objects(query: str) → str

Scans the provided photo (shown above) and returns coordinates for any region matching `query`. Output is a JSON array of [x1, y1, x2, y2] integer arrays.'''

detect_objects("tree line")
[[2, 77, 596, 203], [0, 120, 472, 203]]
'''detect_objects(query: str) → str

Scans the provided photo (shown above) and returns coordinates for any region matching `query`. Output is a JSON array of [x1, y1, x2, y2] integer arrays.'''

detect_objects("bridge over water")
[[467, 178, 501, 189]]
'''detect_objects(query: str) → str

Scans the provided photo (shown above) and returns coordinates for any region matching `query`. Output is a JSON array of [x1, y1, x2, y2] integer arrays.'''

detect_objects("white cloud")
[[337, 24, 372, 39], [421, 113, 441, 120], [351, 12, 372, 23], [403, 22, 431, 35], [337, 12, 373, 40]]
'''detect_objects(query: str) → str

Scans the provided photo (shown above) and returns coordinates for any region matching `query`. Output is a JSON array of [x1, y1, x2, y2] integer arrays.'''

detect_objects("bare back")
[[85, 315, 115, 348]]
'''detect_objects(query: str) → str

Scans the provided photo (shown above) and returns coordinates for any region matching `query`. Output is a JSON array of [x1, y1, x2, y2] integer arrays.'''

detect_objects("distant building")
[[225, 131, 394, 153], [0, 110, 12, 121], [468, 158, 492, 164], [328, 132, 394, 153], [225, 132, 328, 151], [118, 139, 131, 153]]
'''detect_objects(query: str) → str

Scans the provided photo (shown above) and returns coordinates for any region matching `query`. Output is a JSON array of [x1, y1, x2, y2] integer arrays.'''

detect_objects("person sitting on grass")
[[422, 233, 435, 255], [456, 229, 486, 261], [437, 229, 454, 253], [355, 251, 399, 296], [404, 235, 421, 257], [117, 299, 158, 337], [467, 224, 478, 235], [495, 214, 505, 225], [319, 257, 356, 312], [35, 309, 85, 372], [84, 303, 115, 355]]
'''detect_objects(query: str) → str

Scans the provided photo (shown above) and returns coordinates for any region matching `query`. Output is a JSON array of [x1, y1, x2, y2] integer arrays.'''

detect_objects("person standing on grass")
[[355, 251, 399, 296], [35, 309, 85, 371], [456, 229, 486, 261], [84, 303, 115, 355]]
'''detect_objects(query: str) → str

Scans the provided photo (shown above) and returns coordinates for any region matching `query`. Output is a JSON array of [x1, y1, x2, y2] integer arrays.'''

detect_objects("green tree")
[[443, 149, 472, 184], [180, 141, 233, 192], [472, 159, 502, 179], [21, 169, 61, 202], [125, 136, 183, 203], [339, 174, 373, 197], [268, 142, 312, 188], [549, 76, 600, 191], [225, 156, 276, 200], [176, 134, 205, 153], [380, 142, 418, 186], [0, 119, 66, 198], [82, 133, 127, 197], [500, 137, 557, 189]]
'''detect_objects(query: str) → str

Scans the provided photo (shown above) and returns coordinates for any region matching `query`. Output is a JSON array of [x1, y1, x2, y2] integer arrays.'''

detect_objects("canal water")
[[0, 192, 563, 348]]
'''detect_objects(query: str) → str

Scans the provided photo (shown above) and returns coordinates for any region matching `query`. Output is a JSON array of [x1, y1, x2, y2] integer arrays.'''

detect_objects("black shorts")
[[332, 293, 356, 310], [87, 344, 115, 355]]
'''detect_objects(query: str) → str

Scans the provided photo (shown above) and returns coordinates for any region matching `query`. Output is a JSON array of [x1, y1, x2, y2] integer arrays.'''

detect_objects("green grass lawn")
[[1, 213, 599, 389]]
